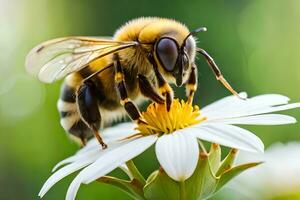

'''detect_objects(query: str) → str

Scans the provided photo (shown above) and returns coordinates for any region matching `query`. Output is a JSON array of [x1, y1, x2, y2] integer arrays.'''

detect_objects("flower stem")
[[180, 181, 186, 200], [98, 176, 146, 200], [198, 140, 208, 155], [126, 160, 146, 185]]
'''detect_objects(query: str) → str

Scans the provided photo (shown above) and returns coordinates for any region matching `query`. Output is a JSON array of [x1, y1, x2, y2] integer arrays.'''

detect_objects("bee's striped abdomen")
[[60, 84, 76, 103], [57, 73, 94, 142], [57, 62, 138, 144]]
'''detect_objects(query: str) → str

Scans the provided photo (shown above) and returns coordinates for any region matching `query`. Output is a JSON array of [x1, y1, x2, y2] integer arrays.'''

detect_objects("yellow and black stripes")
[[58, 75, 81, 135], [114, 55, 142, 121], [57, 98, 92, 144], [60, 84, 76, 103], [186, 64, 198, 104]]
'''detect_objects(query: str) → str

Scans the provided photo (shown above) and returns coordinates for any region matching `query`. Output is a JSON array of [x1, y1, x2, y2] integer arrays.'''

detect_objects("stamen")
[[135, 99, 207, 135]]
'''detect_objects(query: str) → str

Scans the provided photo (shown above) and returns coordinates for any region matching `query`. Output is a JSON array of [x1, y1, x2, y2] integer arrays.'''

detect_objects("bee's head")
[[153, 27, 206, 87], [153, 34, 196, 86]]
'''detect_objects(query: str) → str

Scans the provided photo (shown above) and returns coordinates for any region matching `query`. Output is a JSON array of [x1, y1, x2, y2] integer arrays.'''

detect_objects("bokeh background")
[[0, 0, 300, 199]]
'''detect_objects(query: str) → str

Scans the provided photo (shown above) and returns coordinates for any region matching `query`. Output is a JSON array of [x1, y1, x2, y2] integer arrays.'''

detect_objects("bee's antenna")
[[191, 27, 207, 35], [183, 27, 207, 45]]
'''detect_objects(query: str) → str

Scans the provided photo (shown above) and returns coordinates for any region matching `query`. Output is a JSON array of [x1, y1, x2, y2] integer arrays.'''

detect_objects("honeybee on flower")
[[25, 17, 243, 148]]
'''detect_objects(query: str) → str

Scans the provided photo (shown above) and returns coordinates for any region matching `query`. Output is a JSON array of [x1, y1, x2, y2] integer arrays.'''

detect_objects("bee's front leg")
[[185, 64, 198, 104], [113, 55, 144, 124], [148, 54, 174, 111], [197, 48, 245, 100], [156, 70, 174, 112], [137, 74, 165, 104]]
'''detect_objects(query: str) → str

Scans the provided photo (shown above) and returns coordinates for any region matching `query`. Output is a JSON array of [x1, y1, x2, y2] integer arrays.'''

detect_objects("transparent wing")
[[25, 37, 137, 83]]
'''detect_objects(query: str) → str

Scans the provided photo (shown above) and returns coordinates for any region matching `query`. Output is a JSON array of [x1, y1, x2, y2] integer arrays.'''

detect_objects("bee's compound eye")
[[185, 36, 194, 57], [156, 38, 178, 72], [183, 53, 189, 70]]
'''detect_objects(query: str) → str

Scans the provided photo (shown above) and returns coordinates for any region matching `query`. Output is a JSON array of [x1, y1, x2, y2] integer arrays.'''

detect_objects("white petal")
[[201, 92, 247, 114], [202, 94, 296, 120], [249, 94, 290, 105], [52, 145, 102, 172], [52, 157, 77, 172], [79, 122, 136, 153], [39, 152, 99, 198], [155, 130, 199, 181], [41, 135, 138, 198], [52, 123, 136, 171], [66, 135, 157, 200], [82, 135, 157, 184], [241, 103, 300, 117], [191, 123, 264, 153], [209, 114, 296, 125], [102, 122, 136, 140]]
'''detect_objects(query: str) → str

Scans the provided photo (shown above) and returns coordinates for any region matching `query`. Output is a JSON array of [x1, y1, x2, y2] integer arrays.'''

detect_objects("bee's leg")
[[185, 64, 198, 104], [137, 74, 165, 104], [79, 133, 88, 146], [196, 48, 245, 100], [114, 56, 143, 124], [77, 80, 107, 149], [148, 54, 174, 111], [155, 67, 174, 111]]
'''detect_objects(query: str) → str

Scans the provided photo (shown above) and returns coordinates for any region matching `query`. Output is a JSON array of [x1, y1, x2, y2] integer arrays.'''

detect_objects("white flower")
[[39, 93, 300, 200], [226, 142, 300, 199]]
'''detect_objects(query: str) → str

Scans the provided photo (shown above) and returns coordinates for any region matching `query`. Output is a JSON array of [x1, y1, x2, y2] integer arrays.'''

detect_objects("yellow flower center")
[[136, 99, 207, 135]]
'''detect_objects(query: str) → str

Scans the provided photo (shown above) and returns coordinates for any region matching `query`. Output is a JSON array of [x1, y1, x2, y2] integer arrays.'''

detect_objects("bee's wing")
[[25, 37, 137, 83]]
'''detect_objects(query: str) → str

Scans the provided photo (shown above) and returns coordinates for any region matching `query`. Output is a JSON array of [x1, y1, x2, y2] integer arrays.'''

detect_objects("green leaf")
[[185, 153, 218, 200], [144, 148, 258, 200], [144, 169, 180, 200], [216, 162, 262, 191], [216, 148, 238, 177], [144, 154, 220, 200], [208, 143, 221, 174], [126, 160, 146, 186], [98, 176, 146, 200]]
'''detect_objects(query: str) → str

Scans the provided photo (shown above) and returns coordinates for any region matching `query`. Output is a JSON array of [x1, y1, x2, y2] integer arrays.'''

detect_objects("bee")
[[25, 17, 242, 148]]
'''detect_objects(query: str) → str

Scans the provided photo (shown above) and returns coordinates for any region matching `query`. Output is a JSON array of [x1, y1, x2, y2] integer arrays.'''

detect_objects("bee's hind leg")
[[79, 132, 88, 146], [77, 80, 107, 149]]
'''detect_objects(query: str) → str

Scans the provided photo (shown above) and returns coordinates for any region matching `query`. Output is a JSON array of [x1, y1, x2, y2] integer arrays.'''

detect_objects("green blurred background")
[[0, 0, 300, 199]]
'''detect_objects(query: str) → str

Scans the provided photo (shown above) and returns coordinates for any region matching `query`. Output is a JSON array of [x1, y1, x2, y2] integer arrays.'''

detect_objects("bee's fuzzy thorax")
[[113, 17, 193, 82], [114, 17, 190, 45]]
